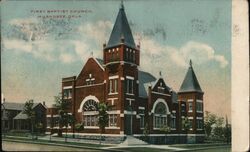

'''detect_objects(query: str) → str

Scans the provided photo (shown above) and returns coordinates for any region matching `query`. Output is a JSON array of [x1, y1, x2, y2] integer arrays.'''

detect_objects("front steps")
[[119, 135, 148, 146]]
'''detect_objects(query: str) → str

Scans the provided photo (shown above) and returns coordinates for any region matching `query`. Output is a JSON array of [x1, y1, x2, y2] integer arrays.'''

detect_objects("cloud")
[[59, 53, 75, 63], [3, 18, 112, 64], [138, 36, 228, 69], [173, 41, 229, 68], [3, 39, 32, 53], [3, 17, 228, 69], [78, 20, 113, 45]]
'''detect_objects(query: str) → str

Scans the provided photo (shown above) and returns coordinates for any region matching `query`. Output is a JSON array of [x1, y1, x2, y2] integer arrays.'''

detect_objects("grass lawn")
[[3, 136, 109, 148]]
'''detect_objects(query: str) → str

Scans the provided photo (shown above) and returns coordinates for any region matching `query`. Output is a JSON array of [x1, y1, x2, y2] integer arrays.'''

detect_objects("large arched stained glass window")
[[154, 102, 168, 129], [155, 102, 166, 114], [83, 100, 98, 127]]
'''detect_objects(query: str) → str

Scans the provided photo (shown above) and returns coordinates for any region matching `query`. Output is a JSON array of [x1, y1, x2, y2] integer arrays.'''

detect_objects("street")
[[2, 141, 102, 151]]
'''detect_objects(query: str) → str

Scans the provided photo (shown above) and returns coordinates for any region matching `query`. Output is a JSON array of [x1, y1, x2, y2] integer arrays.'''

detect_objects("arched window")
[[153, 99, 169, 129], [83, 100, 98, 111], [82, 100, 98, 127]]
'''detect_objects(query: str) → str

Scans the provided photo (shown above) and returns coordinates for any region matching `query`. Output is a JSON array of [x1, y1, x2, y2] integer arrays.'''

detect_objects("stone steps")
[[119, 135, 148, 146]]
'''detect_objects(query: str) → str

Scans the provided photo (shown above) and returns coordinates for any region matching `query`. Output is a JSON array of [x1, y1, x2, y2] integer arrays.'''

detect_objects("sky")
[[1, 0, 231, 120]]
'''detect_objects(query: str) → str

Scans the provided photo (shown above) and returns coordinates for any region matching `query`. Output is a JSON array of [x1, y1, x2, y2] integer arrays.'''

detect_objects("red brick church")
[[47, 2, 205, 144]]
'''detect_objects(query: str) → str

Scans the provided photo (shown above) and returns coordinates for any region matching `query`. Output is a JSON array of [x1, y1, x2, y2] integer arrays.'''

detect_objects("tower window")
[[181, 103, 186, 112], [109, 80, 113, 93], [196, 118, 203, 130], [188, 102, 193, 112], [196, 102, 203, 112], [188, 118, 193, 130], [126, 78, 134, 94], [109, 76, 118, 94]]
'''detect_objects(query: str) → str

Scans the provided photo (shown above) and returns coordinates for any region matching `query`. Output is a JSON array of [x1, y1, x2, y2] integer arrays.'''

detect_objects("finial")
[[189, 59, 192, 67], [159, 71, 162, 77], [120, 0, 124, 9], [90, 51, 93, 57]]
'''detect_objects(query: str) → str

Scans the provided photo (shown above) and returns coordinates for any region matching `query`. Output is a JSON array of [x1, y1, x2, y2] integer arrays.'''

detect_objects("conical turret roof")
[[106, 2, 136, 49], [179, 60, 202, 93]]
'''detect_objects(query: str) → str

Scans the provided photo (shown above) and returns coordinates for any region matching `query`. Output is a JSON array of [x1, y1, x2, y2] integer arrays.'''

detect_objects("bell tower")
[[103, 1, 140, 135], [178, 60, 205, 143]]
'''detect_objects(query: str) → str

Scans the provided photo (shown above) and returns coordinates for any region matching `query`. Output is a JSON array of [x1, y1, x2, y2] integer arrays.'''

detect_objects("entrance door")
[[125, 114, 132, 135]]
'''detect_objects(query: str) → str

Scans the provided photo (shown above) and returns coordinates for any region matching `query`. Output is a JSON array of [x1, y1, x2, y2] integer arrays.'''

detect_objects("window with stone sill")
[[196, 119, 203, 129], [109, 79, 118, 94], [82, 99, 99, 127], [63, 89, 72, 99], [126, 79, 134, 94], [196, 102, 203, 112], [109, 114, 117, 127]]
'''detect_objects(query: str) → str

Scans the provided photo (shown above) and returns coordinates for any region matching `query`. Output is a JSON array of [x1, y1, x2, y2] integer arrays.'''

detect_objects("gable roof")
[[106, 2, 136, 49], [1, 102, 24, 111], [151, 78, 171, 91], [13, 112, 28, 120], [179, 61, 202, 93], [13, 102, 46, 120], [138, 71, 157, 97]]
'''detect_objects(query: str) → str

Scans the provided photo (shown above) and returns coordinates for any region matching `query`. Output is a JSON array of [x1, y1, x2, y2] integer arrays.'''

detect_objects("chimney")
[[43, 101, 45, 106]]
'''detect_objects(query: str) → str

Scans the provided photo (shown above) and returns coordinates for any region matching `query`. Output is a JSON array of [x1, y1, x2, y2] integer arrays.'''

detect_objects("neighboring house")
[[1, 102, 24, 131], [14, 102, 47, 132], [47, 3, 205, 144], [1, 101, 47, 133]]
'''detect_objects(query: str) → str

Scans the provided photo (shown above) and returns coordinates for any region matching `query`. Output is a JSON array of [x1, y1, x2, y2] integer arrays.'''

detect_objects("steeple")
[[179, 60, 202, 93], [106, 1, 136, 49]]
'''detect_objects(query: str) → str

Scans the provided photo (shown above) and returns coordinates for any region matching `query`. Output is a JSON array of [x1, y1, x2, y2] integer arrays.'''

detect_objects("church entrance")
[[125, 114, 132, 135], [124, 106, 133, 135]]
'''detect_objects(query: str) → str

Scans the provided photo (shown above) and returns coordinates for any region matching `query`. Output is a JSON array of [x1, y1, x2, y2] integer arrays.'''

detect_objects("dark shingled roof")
[[1, 102, 25, 111], [106, 2, 136, 49], [13, 112, 28, 120], [179, 61, 202, 93], [138, 71, 157, 97]]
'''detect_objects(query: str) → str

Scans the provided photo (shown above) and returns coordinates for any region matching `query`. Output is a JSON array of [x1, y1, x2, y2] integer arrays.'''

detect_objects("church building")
[[47, 2, 205, 144]]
